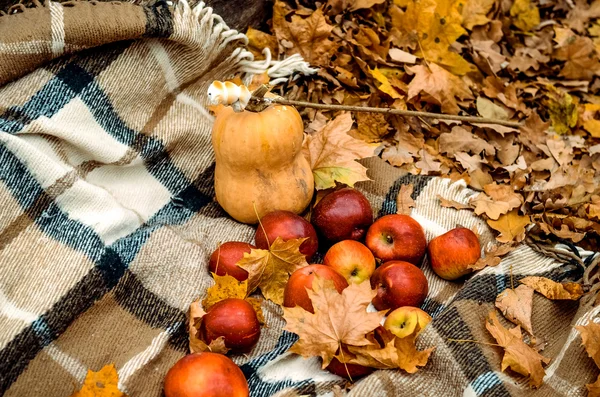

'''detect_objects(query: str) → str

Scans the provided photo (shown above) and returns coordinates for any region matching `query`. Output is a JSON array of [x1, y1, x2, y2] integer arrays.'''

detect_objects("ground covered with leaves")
[[246, 0, 600, 251]]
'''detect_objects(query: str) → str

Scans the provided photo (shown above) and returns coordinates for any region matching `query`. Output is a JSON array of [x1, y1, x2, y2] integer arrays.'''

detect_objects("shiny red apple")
[[201, 298, 260, 353], [371, 261, 428, 312], [365, 214, 427, 265], [283, 264, 349, 313], [254, 210, 318, 261], [428, 227, 481, 280], [208, 242, 253, 281]]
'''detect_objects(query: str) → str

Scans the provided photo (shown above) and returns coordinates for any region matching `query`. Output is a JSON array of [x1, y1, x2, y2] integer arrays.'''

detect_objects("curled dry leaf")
[[188, 299, 230, 355], [238, 237, 309, 305], [519, 276, 584, 301], [437, 195, 472, 210], [495, 285, 535, 335], [302, 113, 377, 190], [486, 311, 550, 388], [486, 210, 531, 243], [576, 321, 600, 395], [283, 276, 386, 368], [469, 242, 517, 271], [70, 364, 127, 397], [396, 184, 415, 215]]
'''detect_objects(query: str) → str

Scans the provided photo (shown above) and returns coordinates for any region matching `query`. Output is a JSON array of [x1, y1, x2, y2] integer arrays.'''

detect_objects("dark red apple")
[[208, 242, 253, 281], [428, 227, 481, 280], [254, 210, 318, 261], [371, 261, 428, 312], [311, 188, 373, 244], [326, 357, 374, 379], [201, 298, 260, 352], [365, 214, 427, 265], [164, 352, 249, 397], [283, 264, 349, 313]]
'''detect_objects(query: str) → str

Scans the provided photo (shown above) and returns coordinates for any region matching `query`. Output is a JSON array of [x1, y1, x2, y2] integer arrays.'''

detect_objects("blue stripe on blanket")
[[470, 371, 503, 396]]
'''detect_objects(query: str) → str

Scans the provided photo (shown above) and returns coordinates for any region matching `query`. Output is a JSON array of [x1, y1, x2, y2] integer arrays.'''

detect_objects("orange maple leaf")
[[70, 364, 127, 397]]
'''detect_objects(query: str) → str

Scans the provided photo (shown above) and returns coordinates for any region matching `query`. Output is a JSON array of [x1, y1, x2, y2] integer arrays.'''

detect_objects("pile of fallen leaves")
[[246, 0, 600, 250]]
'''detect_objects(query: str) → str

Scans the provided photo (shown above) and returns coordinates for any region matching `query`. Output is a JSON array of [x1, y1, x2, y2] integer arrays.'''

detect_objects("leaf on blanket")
[[238, 237, 309, 305], [437, 194, 472, 210], [519, 276, 584, 300], [587, 375, 600, 397], [202, 274, 248, 310], [575, 321, 600, 367], [485, 311, 550, 388], [486, 210, 531, 243], [188, 299, 230, 354], [302, 112, 377, 190], [469, 242, 516, 271], [70, 364, 128, 397], [396, 184, 415, 214], [495, 285, 534, 335], [346, 327, 434, 373], [283, 276, 385, 368]]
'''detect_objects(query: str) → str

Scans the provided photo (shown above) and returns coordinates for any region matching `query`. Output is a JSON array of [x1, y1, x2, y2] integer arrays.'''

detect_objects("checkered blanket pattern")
[[0, 1, 597, 396]]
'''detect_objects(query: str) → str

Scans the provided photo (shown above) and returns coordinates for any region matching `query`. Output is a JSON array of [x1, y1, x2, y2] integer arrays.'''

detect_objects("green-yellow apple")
[[322, 240, 376, 284], [384, 306, 432, 338], [428, 227, 481, 280]]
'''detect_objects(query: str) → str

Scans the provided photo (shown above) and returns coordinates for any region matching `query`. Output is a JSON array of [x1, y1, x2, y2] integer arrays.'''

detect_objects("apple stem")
[[215, 242, 222, 275], [252, 201, 271, 248], [447, 338, 502, 347], [338, 344, 354, 383]]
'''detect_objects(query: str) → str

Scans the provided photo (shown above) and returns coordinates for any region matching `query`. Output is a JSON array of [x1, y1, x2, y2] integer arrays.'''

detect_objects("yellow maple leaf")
[[302, 112, 377, 190], [519, 276, 584, 300], [237, 237, 308, 305], [352, 112, 390, 143], [486, 210, 531, 243], [371, 67, 403, 99], [545, 88, 578, 135], [461, 0, 495, 30], [71, 364, 127, 397], [202, 274, 248, 311], [510, 0, 540, 32]]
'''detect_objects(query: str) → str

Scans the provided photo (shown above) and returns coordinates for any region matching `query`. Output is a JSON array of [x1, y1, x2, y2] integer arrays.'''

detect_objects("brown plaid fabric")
[[0, 1, 597, 396]]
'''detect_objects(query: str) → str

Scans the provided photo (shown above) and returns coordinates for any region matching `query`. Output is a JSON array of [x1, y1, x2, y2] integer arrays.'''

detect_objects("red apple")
[[208, 242, 253, 281], [164, 352, 249, 397], [283, 264, 349, 313], [371, 261, 428, 311], [201, 298, 260, 352], [311, 188, 373, 244], [323, 240, 376, 284], [365, 214, 427, 265], [428, 227, 481, 280], [326, 357, 374, 379], [383, 306, 432, 338], [254, 210, 318, 261]]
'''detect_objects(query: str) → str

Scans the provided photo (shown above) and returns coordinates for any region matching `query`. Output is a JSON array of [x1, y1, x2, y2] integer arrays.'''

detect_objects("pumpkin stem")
[[245, 85, 272, 113]]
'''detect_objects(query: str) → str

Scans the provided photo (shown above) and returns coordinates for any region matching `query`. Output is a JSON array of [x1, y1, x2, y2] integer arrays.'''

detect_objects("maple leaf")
[[407, 64, 473, 114], [495, 285, 534, 335], [396, 184, 415, 214], [437, 194, 472, 210], [519, 276, 584, 301], [272, 1, 336, 67], [554, 34, 600, 81], [371, 67, 403, 99], [202, 274, 248, 310], [486, 210, 531, 243], [327, 0, 386, 13], [461, 0, 495, 30], [439, 126, 496, 156], [485, 311, 550, 388], [353, 112, 390, 142], [576, 321, 600, 367], [469, 242, 516, 271], [237, 237, 309, 305], [70, 364, 128, 397], [510, 0, 540, 32], [545, 87, 578, 135], [283, 277, 385, 368], [188, 299, 230, 354], [302, 113, 377, 190]]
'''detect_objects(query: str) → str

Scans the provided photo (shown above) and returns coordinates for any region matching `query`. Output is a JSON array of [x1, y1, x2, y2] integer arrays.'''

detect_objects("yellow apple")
[[383, 306, 432, 338]]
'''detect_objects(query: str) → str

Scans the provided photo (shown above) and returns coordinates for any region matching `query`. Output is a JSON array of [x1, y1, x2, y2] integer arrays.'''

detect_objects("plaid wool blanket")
[[0, 1, 598, 396]]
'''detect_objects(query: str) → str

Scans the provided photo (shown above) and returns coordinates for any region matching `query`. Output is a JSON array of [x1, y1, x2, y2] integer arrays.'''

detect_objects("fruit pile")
[[164, 187, 483, 396]]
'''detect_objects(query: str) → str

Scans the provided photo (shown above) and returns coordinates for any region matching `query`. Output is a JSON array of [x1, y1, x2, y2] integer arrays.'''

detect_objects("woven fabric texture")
[[0, 2, 597, 396]]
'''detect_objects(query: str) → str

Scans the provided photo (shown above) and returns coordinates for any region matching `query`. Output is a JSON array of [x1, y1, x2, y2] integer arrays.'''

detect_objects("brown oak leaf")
[[486, 210, 531, 243], [70, 364, 128, 397], [283, 277, 385, 368], [495, 285, 535, 335], [238, 237, 309, 305], [188, 299, 230, 354], [576, 321, 600, 395], [396, 184, 415, 215], [437, 195, 472, 210], [462, 0, 495, 30], [416, 148, 442, 174], [439, 126, 496, 157], [469, 242, 516, 271], [486, 311, 550, 388], [352, 112, 390, 143], [519, 276, 584, 301]]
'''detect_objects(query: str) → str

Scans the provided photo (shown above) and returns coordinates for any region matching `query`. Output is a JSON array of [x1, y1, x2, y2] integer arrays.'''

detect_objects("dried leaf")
[[469, 242, 516, 270], [545, 88, 578, 135], [238, 237, 309, 305], [353, 112, 390, 142], [438, 195, 472, 210], [389, 48, 417, 64], [202, 274, 248, 311], [485, 311, 550, 388], [477, 97, 508, 120], [462, 0, 495, 30], [246, 27, 279, 60], [283, 277, 385, 368], [519, 276, 584, 300], [416, 148, 442, 174], [486, 210, 531, 243], [576, 321, 600, 368], [70, 364, 128, 397], [439, 126, 496, 156], [495, 285, 535, 335], [303, 113, 377, 190], [587, 376, 600, 397], [371, 67, 403, 99], [510, 0, 540, 32], [396, 184, 415, 214]]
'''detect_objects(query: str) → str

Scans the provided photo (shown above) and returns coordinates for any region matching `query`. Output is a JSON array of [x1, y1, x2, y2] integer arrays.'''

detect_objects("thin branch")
[[259, 97, 523, 128]]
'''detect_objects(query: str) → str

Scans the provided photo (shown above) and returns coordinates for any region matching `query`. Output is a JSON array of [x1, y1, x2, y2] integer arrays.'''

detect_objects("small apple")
[[164, 352, 249, 397], [311, 188, 373, 244], [371, 261, 428, 312], [383, 306, 432, 339], [326, 357, 374, 379], [254, 210, 318, 261], [428, 227, 481, 280], [323, 240, 376, 284], [201, 298, 260, 352], [208, 242, 253, 281], [283, 264, 349, 313], [365, 214, 427, 265]]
